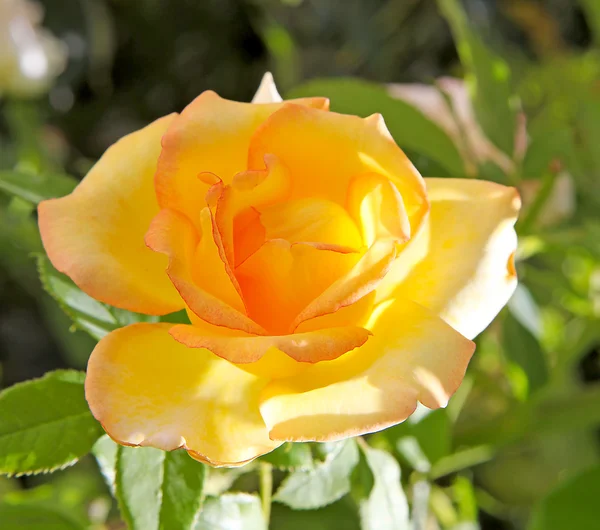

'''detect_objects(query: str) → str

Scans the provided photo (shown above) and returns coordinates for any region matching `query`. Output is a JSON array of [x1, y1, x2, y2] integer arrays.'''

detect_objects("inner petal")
[[233, 208, 266, 267], [235, 239, 360, 335], [247, 105, 428, 235], [347, 173, 412, 247], [215, 154, 291, 269], [259, 198, 363, 250]]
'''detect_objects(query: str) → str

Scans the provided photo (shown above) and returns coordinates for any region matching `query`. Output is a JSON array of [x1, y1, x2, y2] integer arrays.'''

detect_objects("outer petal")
[[247, 105, 428, 233], [86, 323, 280, 466], [38, 115, 182, 315], [377, 178, 520, 340], [260, 299, 475, 441], [145, 208, 266, 335], [170, 322, 370, 364], [155, 92, 329, 227]]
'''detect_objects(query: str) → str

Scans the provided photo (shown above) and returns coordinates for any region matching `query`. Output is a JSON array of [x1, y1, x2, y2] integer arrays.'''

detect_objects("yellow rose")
[[38, 74, 520, 467]]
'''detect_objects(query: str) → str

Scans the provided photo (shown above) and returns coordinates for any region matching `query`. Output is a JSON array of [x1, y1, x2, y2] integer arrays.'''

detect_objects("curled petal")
[[38, 115, 182, 315], [86, 323, 280, 466], [292, 239, 396, 330], [170, 322, 370, 364], [347, 172, 411, 246], [377, 178, 520, 339], [236, 239, 360, 335], [259, 299, 475, 441], [216, 154, 292, 267], [248, 105, 428, 233], [155, 92, 329, 228], [295, 292, 377, 333], [260, 197, 363, 250], [145, 208, 265, 335]]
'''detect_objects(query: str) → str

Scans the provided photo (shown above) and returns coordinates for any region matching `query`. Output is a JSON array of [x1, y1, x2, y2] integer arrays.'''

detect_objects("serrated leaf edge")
[[0, 370, 100, 477]]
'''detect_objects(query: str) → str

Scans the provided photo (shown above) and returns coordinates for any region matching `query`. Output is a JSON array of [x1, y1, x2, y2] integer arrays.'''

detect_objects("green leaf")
[[408, 409, 451, 466], [195, 494, 266, 530], [429, 445, 495, 481], [274, 439, 359, 510], [0, 198, 44, 295], [528, 464, 600, 530], [159, 309, 192, 325], [438, 0, 518, 155], [0, 370, 102, 476], [503, 312, 549, 395], [116, 446, 206, 530], [0, 170, 77, 204], [577, 96, 600, 182], [358, 445, 409, 530], [287, 78, 465, 176], [453, 476, 478, 523], [508, 284, 542, 340], [92, 435, 119, 494], [203, 466, 255, 497], [259, 443, 313, 470], [388, 408, 450, 471], [396, 436, 431, 474], [0, 503, 85, 530], [350, 442, 375, 502], [36, 255, 159, 340], [521, 127, 575, 179], [270, 498, 360, 530]]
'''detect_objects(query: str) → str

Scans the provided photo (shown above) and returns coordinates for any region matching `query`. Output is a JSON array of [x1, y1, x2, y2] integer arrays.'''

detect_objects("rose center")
[[232, 198, 364, 335]]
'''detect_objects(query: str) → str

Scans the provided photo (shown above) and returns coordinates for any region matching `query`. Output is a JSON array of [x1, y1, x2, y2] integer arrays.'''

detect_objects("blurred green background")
[[1, 0, 599, 529]]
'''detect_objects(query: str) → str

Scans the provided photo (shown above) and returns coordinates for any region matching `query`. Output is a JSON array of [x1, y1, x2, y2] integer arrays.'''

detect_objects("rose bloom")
[[38, 74, 520, 466]]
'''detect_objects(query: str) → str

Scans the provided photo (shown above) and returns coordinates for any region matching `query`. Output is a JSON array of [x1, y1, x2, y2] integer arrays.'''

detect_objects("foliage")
[[115, 445, 207, 530], [0, 0, 599, 529], [0, 370, 102, 476]]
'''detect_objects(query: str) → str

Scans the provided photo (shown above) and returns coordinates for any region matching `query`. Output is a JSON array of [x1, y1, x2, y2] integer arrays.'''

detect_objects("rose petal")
[[38, 115, 182, 315], [259, 197, 363, 250], [86, 323, 280, 466], [235, 239, 360, 335], [155, 92, 329, 229], [247, 105, 428, 233], [291, 239, 396, 330], [232, 207, 266, 267], [259, 298, 475, 441], [216, 154, 292, 268], [251, 72, 283, 103], [170, 321, 370, 364], [145, 208, 266, 335], [376, 178, 520, 340], [294, 292, 377, 333], [347, 172, 411, 246]]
